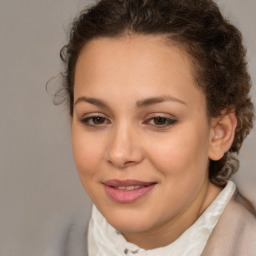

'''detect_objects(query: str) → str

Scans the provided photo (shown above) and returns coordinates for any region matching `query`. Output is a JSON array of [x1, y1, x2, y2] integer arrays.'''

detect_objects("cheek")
[[72, 127, 103, 179], [145, 130, 210, 213], [147, 126, 210, 179]]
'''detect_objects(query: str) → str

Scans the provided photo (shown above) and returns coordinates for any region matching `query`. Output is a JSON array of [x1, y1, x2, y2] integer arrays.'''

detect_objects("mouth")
[[103, 179, 157, 203]]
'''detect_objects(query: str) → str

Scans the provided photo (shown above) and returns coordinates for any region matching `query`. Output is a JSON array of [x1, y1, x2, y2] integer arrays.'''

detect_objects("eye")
[[145, 115, 177, 129], [81, 115, 110, 127]]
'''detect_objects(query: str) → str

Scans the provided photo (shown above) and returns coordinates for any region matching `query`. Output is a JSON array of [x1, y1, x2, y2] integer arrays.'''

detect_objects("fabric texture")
[[201, 192, 256, 256], [88, 181, 238, 256]]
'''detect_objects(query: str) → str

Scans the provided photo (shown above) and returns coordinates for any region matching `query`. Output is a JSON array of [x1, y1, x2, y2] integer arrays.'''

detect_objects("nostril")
[[123, 161, 137, 167]]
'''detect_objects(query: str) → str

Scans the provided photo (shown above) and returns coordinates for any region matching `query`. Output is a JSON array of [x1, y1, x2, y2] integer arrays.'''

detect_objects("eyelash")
[[144, 116, 177, 129], [81, 115, 110, 127], [80, 115, 177, 129]]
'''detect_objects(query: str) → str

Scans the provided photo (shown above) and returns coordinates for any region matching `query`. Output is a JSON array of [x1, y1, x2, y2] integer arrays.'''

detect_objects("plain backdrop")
[[0, 0, 255, 255]]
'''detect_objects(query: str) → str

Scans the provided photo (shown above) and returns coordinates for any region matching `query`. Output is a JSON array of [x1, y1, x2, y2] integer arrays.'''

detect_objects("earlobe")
[[208, 111, 237, 161]]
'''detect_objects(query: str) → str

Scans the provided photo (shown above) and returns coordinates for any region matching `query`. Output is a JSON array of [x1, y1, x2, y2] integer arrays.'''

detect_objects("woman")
[[59, 0, 256, 255]]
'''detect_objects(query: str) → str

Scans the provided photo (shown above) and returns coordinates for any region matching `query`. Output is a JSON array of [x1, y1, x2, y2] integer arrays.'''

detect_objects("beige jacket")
[[202, 192, 256, 255]]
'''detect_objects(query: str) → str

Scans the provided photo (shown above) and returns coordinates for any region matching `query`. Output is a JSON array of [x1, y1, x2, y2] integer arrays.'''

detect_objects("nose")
[[105, 123, 144, 168]]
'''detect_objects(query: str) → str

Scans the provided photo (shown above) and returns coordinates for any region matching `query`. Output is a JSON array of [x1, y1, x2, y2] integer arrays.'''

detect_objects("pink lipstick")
[[103, 179, 156, 203]]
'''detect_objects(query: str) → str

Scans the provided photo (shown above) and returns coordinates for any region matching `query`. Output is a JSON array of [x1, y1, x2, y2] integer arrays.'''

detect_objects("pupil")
[[155, 117, 166, 125]]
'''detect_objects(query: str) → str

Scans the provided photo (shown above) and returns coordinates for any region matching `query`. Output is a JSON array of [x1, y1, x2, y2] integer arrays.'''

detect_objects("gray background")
[[0, 0, 255, 255]]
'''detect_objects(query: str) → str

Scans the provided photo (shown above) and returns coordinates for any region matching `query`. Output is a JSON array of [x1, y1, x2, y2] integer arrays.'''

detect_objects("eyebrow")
[[136, 95, 187, 108], [74, 97, 108, 108], [74, 95, 187, 108]]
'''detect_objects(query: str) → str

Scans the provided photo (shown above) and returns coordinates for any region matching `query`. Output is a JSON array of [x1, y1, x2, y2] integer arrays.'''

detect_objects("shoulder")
[[223, 191, 256, 233], [202, 190, 256, 256]]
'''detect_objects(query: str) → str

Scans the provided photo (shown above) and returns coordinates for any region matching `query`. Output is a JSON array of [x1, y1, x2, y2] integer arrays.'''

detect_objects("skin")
[[72, 35, 224, 249]]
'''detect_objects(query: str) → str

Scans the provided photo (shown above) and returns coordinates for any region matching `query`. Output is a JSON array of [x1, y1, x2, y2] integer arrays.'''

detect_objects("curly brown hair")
[[59, 0, 254, 187]]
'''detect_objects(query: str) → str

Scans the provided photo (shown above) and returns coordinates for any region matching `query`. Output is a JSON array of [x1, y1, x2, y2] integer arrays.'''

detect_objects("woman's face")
[[72, 35, 217, 246]]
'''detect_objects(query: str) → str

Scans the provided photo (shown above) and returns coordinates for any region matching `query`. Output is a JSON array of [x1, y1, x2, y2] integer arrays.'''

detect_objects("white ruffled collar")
[[88, 181, 236, 256]]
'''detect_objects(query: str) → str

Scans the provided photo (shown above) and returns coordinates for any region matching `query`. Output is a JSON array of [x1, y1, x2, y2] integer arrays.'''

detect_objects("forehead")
[[75, 34, 194, 80], [74, 35, 205, 111]]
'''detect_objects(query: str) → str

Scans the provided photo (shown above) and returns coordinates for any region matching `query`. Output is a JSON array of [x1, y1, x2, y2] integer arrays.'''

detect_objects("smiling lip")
[[103, 179, 157, 203]]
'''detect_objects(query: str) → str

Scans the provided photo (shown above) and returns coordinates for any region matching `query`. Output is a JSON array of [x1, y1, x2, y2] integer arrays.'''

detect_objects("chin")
[[102, 207, 156, 233], [111, 219, 151, 234]]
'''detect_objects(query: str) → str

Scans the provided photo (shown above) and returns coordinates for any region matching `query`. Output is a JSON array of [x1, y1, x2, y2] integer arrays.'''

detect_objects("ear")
[[208, 110, 237, 161]]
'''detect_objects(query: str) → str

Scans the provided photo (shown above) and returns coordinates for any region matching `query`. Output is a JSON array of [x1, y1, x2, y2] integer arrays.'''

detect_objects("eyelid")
[[145, 112, 177, 119], [79, 112, 109, 119]]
